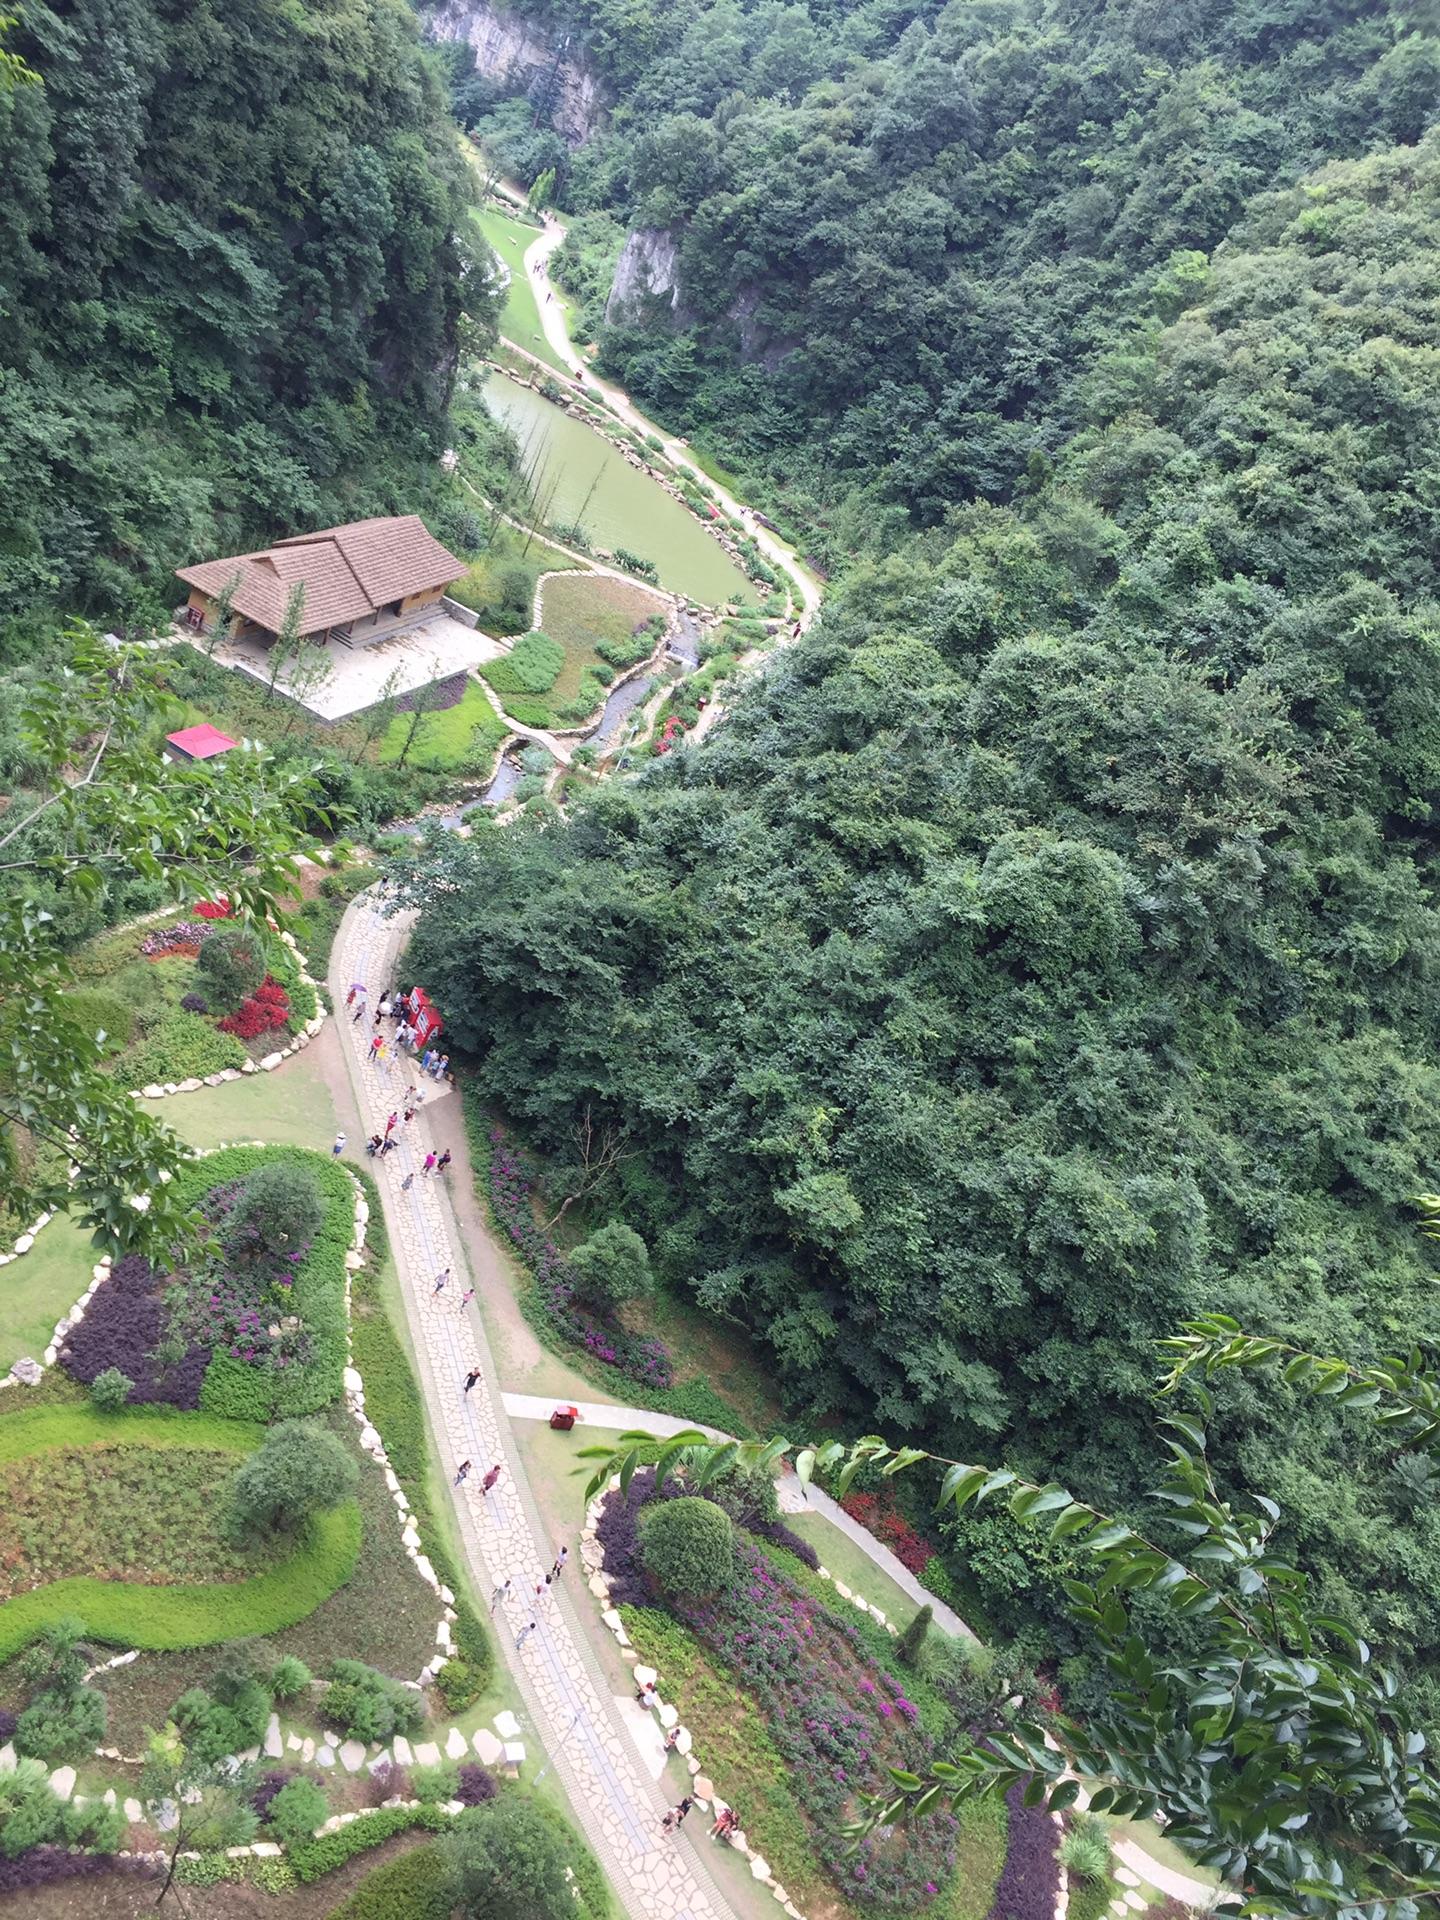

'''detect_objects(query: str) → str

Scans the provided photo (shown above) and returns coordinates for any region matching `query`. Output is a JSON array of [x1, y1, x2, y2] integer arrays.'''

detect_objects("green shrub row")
[[0, 1404, 262, 1463], [0, 1502, 360, 1661], [125, 1012, 248, 1085], [323, 1840, 454, 1918], [288, 1802, 452, 1883], [177, 1146, 351, 1418], [264, 937, 319, 1029], [346, 1166, 492, 1699]]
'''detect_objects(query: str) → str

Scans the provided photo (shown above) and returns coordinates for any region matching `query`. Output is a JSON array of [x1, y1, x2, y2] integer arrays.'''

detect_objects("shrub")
[[172, 1681, 269, 1763], [228, 1419, 357, 1539], [434, 1657, 482, 1713], [14, 1684, 106, 1763], [270, 1653, 312, 1700], [988, 1781, 1062, 1920], [195, 924, 267, 1011], [223, 1160, 325, 1274], [217, 978, 290, 1039], [440, 1795, 576, 1920], [363, 1757, 409, 1807], [324, 1842, 454, 1919], [288, 1803, 452, 1883], [173, 1851, 245, 1887], [89, 1365, 134, 1411], [265, 1775, 329, 1846], [411, 1759, 459, 1803], [180, 991, 209, 1014], [66, 987, 134, 1053], [456, 1764, 497, 1807], [919, 1556, 961, 1607], [124, 1013, 247, 1084], [324, 1660, 425, 1742], [1058, 1813, 1112, 1883], [251, 1770, 292, 1820], [897, 1602, 933, 1667], [639, 1496, 735, 1598], [251, 1856, 298, 1893], [503, 630, 565, 693], [59, 1253, 208, 1408]]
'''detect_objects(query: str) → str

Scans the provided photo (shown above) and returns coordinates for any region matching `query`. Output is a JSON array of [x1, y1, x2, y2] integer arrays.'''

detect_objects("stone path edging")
[[332, 889, 738, 1920]]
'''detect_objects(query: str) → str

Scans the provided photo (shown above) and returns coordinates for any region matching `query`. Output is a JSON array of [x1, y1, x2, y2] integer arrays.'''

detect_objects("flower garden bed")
[[485, 1128, 673, 1391], [597, 1469, 993, 1919], [59, 1147, 352, 1421]]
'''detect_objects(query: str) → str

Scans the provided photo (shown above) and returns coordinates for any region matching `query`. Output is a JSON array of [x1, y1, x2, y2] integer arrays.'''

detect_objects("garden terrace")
[[599, 1468, 996, 1919], [476, 572, 668, 730], [59, 1147, 353, 1421]]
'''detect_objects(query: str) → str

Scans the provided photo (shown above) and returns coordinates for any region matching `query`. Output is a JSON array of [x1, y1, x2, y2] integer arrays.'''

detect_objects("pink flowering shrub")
[[487, 1129, 672, 1389]]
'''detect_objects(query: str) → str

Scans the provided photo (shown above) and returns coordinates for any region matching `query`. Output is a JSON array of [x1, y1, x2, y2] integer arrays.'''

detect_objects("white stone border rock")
[[128, 929, 327, 1101]]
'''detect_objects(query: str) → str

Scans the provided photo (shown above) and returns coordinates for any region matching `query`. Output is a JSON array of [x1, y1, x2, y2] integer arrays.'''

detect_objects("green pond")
[[483, 371, 753, 608]]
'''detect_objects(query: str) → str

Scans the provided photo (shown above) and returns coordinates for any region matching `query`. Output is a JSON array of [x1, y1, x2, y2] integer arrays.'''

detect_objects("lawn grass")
[[447, 524, 584, 637], [378, 678, 507, 775], [536, 570, 666, 710], [0, 1214, 97, 1373], [140, 1044, 339, 1148], [475, 205, 571, 376]]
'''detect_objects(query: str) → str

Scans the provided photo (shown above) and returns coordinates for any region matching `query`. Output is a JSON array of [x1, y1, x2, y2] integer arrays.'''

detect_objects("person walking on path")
[[346, 983, 363, 1007], [435, 1149, 452, 1177], [352, 997, 368, 1023], [433, 1267, 450, 1296], [551, 1546, 568, 1580], [380, 1134, 398, 1156], [453, 1459, 472, 1486], [459, 1286, 475, 1311], [421, 1048, 436, 1074], [481, 1462, 503, 1495], [369, 1033, 384, 1060], [385, 1110, 399, 1135], [403, 1102, 417, 1125], [401, 1171, 415, 1191], [515, 1619, 538, 1650], [366, 1133, 382, 1157], [662, 1798, 694, 1833], [464, 1367, 481, 1395], [331, 1131, 346, 1157], [422, 1151, 438, 1176], [377, 994, 390, 1020], [489, 1577, 511, 1612]]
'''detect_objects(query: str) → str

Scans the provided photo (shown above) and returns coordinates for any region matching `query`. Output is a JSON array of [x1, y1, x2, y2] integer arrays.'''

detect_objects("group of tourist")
[[345, 980, 451, 1083]]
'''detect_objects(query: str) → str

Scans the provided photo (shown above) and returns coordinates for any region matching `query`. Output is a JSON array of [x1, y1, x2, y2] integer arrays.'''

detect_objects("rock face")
[[427, 0, 604, 146], [605, 228, 686, 328]]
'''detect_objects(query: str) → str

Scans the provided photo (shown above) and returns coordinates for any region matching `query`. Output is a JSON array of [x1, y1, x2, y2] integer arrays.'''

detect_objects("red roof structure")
[[175, 516, 466, 638], [166, 724, 236, 762]]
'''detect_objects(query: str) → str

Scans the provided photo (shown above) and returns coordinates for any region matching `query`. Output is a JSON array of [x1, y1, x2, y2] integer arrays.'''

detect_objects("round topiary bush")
[[639, 1496, 736, 1597], [195, 924, 267, 1012], [222, 1160, 324, 1273]]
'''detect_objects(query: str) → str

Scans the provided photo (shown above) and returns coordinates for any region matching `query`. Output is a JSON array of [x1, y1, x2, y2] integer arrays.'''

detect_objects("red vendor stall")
[[408, 988, 443, 1050]]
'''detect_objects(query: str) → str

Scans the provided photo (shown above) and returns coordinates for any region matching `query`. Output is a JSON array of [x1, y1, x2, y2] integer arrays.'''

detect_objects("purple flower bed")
[[393, 671, 468, 715], [139, 920, 208, 956], [0, 1849, 156, 1894], [487, 1130, 673, 1390], [59, 1254, 208, 1408], [603, 1472, 956, 1911], [985, 1782, 1058, 1920]]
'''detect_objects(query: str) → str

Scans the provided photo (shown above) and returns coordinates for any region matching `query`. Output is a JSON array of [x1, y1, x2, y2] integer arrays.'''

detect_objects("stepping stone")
[[124, 1798, 143, 1825], [392, 1736, 413, 1766], [674, 1728, 692, 1755], [301, 1739, 315, 1764], [154, 1799, 178, 1832], [414, 1741, 441, 1767], [367, 1751, 392, 1773], [0, 1745, 14, 1773], [445, 1727, 469, 1761], [633, 1665, 658, 1688], [1115, 1869, 1140, 1888], [1110, 1903, 1129, 1916], [695, 1775, 715, 1800], [1124, 1893, 1147, 1911], [658, 1703, 678, 1729], [49, 1767, 76, 1800], [473, 1729, 502, 1765], [263, 1713, 283, 1759], [494, 1710, 521, 1739], [502, 1740, 526, 1769], [286, 1734, 302, 1752], [750, 1855, 772, 1882], [102, 1789, 117, 1808], [316, 1746, 336, 1767], [339, 1740, 366, 1772]]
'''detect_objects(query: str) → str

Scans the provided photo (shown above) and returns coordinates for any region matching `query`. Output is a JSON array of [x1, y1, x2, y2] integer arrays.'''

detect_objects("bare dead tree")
[[543, 1105, 638, 1229]]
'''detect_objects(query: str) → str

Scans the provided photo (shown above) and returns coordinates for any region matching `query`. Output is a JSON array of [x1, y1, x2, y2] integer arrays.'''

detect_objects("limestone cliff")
[[426, 1, 604, 147], [604, 228, 688, 327]]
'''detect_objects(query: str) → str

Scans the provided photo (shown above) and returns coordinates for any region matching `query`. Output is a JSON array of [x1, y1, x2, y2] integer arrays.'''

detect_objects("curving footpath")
[[331, 891, 738, 1920]]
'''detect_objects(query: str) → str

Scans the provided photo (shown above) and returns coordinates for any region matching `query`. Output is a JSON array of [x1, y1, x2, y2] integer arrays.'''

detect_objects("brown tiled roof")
[[176, 516, 465, 636]]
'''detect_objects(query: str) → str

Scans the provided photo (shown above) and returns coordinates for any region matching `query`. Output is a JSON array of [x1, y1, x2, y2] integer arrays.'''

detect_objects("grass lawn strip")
[[475, 205, 570, 375], [0, 1215, 96, 1374], [378, 678, 508, 775], [538, 570, 668, 710]]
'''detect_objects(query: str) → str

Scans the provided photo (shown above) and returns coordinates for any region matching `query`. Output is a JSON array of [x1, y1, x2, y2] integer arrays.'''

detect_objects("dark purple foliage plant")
[[0, 1850, 156, 1894], [985, 1783, 1060, 1920], [456, 1764, 498, 1806], [58, 1254, 207, 1408]]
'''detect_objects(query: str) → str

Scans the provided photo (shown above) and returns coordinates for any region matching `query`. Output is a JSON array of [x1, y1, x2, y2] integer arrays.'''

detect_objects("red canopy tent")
[[408, 988, 442, 1050]]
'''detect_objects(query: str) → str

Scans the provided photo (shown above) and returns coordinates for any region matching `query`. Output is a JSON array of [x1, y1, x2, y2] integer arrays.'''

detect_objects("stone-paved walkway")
[[332, 892, 735, 1920]]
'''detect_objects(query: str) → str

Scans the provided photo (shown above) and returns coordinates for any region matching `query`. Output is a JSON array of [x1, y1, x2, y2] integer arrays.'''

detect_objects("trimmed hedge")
[[324, 1841, 454, 1919], [177, 1147, 352, 1419], [288, 1803, 452, 1883], [125, 1013, 248, 1085], [0, 1502, 360, 1662]]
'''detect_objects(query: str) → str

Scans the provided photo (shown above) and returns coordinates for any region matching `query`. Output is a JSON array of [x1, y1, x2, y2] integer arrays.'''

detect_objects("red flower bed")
[[218, 975, 290, 1039], [840, 1489, 934, 1576], [194, 898, 232, 919]]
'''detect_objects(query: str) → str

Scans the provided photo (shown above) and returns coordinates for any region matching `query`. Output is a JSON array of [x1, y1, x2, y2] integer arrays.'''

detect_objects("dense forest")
[[417, 0, 1440, 1701], [0, 0, 489, 639]]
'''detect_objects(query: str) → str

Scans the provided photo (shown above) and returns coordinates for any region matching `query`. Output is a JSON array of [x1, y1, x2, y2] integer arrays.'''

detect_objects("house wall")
[[401, 586, 445, 613]]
